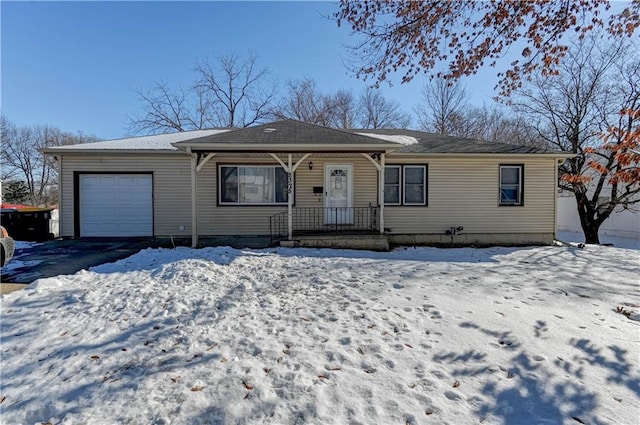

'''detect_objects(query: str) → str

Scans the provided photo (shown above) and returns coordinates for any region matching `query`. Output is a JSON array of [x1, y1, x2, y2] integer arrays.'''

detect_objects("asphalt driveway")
[[0, 239, 166, 285], [0, 236, 271, 288]]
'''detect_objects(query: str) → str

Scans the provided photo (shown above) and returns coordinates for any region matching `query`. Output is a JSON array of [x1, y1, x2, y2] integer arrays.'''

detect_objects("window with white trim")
[[384, 165, 427, 206], [499, 165, 523, 206], [220, 165, 289, 205], [403, 166, 426, 205], [384, 166, 401, 205]]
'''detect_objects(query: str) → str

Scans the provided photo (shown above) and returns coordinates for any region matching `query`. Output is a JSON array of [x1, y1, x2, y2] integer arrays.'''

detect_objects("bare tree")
[[195, 53, 278, 128], [1, 116, 34, 186], [1, 116, 97, 206], [416, 79, 468, 135], [328, 89, 358, 129], [452, 105, 547, 148], [275, 79, 358, 128], [129, 53, 277, 134], [415, 77, 550, 146], [276, 79, 411, 129], [128, 82, 204, 134], [275, 78, 332, 125], [357, 88, 411, 129], [513, 36, 640, 243]]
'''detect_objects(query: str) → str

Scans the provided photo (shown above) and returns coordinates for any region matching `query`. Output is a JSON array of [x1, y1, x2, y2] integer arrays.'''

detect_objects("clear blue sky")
[[2, 1, 502, 140]]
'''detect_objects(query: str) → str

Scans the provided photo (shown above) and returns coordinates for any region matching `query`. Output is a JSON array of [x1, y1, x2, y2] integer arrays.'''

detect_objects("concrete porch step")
[[280, 234, 389, 251]]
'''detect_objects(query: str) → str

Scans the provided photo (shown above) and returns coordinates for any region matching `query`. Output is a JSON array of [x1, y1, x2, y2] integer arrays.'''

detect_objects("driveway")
[[0, 236, 271, 289], [0, 239, 166, 286]]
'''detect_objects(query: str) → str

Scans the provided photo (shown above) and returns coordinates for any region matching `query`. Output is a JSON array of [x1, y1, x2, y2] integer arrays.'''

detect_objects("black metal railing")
[[269, 206, 379, 244]]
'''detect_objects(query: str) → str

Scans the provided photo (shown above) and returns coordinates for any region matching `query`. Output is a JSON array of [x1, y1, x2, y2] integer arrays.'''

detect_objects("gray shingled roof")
[[43, 129, 229, 153], [44, 120, 566, 156], [175, 119, 400, 147], [351, 129, 555, 154]]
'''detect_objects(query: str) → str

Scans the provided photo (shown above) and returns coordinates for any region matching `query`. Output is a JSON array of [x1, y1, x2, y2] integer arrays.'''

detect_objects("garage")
[[78, 174, 153, 237]]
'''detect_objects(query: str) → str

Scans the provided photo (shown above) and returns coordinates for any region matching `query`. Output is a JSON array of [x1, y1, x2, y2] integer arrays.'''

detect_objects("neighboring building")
[[43, 119, 572, 249]]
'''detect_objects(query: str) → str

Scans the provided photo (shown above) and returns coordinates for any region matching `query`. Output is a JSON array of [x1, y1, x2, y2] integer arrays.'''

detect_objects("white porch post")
[[379, 153, 385, 234], [288, 154, 293, 241], [268, 153, 309, 242], [190, 151, 198, 248]]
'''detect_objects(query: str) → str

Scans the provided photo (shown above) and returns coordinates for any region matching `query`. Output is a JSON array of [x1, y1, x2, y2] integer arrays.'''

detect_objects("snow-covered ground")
[[557, 230, 640, 250], [1, 243, 639, 425]]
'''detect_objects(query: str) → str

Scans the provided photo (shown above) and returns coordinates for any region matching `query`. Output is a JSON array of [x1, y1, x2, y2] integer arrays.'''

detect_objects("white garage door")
[[79, 174, 153, 237]]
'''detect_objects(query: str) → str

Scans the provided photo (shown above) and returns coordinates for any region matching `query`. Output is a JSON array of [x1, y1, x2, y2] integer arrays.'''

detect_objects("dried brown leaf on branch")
[[334, 0, 639, 97]]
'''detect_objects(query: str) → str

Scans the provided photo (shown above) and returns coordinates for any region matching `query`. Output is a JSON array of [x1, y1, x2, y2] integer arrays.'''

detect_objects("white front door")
[[324, 164, 353, 224]]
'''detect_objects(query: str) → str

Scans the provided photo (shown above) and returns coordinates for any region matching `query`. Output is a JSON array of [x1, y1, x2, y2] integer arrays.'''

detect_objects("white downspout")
[[554, 158, 559, 241], [288, 154, 293, 241], [57, 156, 62, 237], [379, 153, 385, 234], [190, 149, 198, 248]]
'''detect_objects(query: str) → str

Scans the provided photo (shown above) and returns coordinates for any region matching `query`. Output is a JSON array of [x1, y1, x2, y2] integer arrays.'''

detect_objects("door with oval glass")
[[324, 163, 353, 224]]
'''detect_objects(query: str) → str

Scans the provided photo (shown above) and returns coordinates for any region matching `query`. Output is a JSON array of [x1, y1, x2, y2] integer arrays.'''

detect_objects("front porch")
[[172, 120, 402, 248], [268, 206, 380, 244], [269, 206, 389, 251]]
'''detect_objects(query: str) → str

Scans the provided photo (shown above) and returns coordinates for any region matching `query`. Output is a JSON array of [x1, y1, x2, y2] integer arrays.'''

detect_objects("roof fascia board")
[[42, 147, 572, 158], [41, 149, 185, 155], [391, 152, 575, 158]]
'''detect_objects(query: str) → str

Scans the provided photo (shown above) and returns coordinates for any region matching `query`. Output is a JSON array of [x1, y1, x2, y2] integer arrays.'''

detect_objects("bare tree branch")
[[128, 82, 196, 134], [1, 115, 98, 206], [357, 88, 412, 129], [275, 79, 411, 129], [275, 78, 336, 126], [129, 53, 277, 134], [195, 53, 278, 128], [415, 79, 468, 135]]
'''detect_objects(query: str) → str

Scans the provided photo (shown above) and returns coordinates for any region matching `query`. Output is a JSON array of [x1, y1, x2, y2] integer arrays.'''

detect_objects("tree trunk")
[[582, 221, 601, 244], [574, 192, 601, 244]]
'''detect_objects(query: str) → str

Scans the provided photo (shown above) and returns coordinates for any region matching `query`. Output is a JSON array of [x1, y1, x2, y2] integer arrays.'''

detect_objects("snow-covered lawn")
[[557, 230, 640, 250], [1, 243, 639, 425]]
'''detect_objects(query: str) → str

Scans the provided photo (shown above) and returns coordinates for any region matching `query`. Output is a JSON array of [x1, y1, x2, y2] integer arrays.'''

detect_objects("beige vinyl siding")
[[197, 154, 378, 235], [288, 155, 378, 208], [59, 153, 380, 237], [384, 156, 557, 235], [196, 156, 285, 236], [59, 152, 558, 241], [59, 154, 192, 237]]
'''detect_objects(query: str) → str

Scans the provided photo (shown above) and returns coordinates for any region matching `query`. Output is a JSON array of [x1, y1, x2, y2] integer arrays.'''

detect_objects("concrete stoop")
[[280, 235, 389, 251]]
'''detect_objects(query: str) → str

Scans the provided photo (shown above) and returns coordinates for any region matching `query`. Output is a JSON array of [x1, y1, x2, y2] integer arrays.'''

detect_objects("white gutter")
[[390, 152, 576, 158], [380, 153, 385, 234]]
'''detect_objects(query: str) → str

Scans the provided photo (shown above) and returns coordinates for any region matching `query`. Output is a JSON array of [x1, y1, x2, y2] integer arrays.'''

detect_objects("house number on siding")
[[287, 173, 293, 194]]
